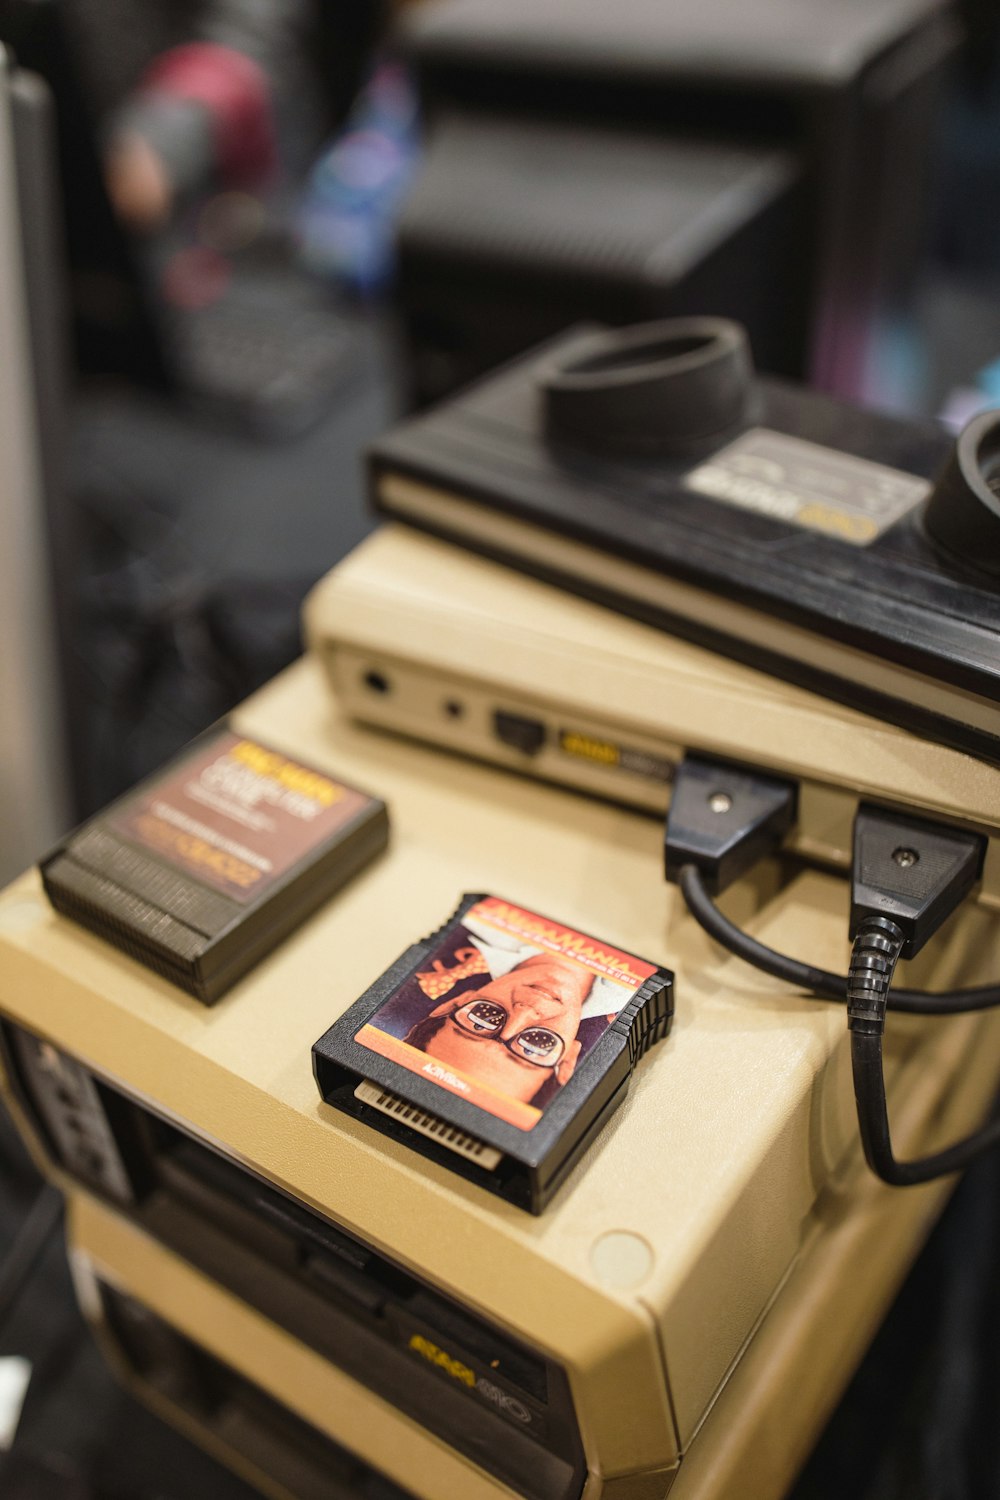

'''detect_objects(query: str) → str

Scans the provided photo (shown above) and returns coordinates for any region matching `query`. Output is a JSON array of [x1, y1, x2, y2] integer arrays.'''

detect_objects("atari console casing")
[[3, 657, 1000, 1499], [367, 319, 1000, 765], [304, 525, 1000, 900]]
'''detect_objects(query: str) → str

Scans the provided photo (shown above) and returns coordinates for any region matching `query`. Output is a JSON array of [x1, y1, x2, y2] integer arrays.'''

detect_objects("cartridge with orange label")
[[313, 894, 673, 1212]]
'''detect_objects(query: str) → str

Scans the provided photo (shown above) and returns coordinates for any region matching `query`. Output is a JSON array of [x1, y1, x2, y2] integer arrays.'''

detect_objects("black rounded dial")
[[539, 317, 756, 458], [925, 410, 1000, 578]]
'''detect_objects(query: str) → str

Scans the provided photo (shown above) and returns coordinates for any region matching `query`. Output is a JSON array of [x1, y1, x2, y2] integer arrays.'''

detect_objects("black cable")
[[678, 863, 1000, 1016], [670, 770, 1000, 1184], [852, 1032, 1000, 1185], [848, 916, 1000, 1185], [679, 865, 1000, 1184]]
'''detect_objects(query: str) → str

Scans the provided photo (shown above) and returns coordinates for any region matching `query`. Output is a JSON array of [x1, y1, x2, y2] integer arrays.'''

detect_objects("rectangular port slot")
[[493, 710, 547, 756]]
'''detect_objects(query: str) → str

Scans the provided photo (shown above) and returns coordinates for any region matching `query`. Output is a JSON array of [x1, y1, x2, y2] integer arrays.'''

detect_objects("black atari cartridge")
[[312, 894, 673, 1212], [40, 726, 388, 1004]]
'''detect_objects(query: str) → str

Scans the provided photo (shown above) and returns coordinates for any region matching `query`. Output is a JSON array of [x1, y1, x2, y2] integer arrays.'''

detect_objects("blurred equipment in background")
[[0, 2, 395, 825], [298, 57, 422, 298], [399, 113, 806, 407], [0, 0, 169, 390], [0, 49, 76, 881], [395, 0, 959, 407], [0, 0, 385, 438], [150, 217, 363, 440]]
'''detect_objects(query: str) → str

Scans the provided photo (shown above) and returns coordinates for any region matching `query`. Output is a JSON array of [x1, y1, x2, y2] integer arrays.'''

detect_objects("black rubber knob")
[[539, 317, 756, 458], [924, 410, 1000, 578]]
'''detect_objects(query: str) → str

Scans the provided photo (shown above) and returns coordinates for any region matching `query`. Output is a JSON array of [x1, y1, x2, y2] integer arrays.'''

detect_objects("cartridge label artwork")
[[355, 896, 658, 1129], [684, 429, 930, 543], [114, 732, 371, 902]]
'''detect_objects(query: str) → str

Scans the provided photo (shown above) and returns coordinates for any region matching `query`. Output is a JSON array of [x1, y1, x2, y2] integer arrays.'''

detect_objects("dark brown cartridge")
[[41, 725, 388, 1003]]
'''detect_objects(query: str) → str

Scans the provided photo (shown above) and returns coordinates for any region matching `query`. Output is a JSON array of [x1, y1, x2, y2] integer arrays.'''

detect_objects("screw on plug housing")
[[850, 805, 985, 959], [664, 756, 797, 895]]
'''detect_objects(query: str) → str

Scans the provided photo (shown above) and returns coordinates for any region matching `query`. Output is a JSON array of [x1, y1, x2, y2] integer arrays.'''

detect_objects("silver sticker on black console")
[[684, 429, 929, 544]]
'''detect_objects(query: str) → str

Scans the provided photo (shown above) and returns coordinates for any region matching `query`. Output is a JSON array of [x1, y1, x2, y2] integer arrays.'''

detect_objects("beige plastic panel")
[[304, 525, 1000, 899], [0, 659, 998, 1496], [66, 981, 996, 1500], [375, 474, 1000, 761], [70, 1224, 300, 1500], [668, 996, 1000, 1500], [66, 1191, 520, 1500]]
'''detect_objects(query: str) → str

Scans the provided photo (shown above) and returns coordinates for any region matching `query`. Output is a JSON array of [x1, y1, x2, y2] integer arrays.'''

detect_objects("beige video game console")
[[2, 655, 1000, 1500], [66, 1185, 412, 1500], [304, 525, 1000, 899]]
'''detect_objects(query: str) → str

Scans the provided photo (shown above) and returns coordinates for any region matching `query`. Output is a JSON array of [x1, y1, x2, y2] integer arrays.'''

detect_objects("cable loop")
[[676, 864, 1000, 1015]]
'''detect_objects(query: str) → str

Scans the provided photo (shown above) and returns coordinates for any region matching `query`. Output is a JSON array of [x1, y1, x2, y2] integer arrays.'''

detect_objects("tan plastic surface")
[[373, 475, 1000, 789], [66, 1191, 518, 1500], [66, 1007, 986, 1500], [304, 525, 1000, 897], [1, 658, 998, 1496], [69, 1215, 301, 1500]]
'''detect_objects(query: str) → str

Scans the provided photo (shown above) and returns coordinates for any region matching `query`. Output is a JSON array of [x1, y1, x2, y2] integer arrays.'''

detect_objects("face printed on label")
[[354, 897, 657, 1129], [408, 951, 592, 1103]]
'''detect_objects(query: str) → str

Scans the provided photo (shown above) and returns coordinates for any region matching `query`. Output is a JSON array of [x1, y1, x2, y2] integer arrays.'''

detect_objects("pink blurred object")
[[140, 42, 277, 187]]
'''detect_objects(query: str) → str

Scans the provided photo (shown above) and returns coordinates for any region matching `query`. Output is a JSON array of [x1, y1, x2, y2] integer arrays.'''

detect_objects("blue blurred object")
[[977, 354, 1000, 404], [298, 59, 421, 295], [940, 355, 1000, 431], [859, 312, 929, 415]]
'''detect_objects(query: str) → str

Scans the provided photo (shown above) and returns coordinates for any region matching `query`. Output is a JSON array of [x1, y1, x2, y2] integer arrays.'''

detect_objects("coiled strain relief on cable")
[[847, 915, 905, 1034]]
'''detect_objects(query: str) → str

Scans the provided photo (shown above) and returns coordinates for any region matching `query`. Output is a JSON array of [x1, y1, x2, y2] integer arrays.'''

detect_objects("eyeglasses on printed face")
[[450, 998, 566, 1068]]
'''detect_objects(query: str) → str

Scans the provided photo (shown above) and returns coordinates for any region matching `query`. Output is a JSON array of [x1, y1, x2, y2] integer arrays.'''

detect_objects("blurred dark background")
[[4, 0, 1000, 1494]]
